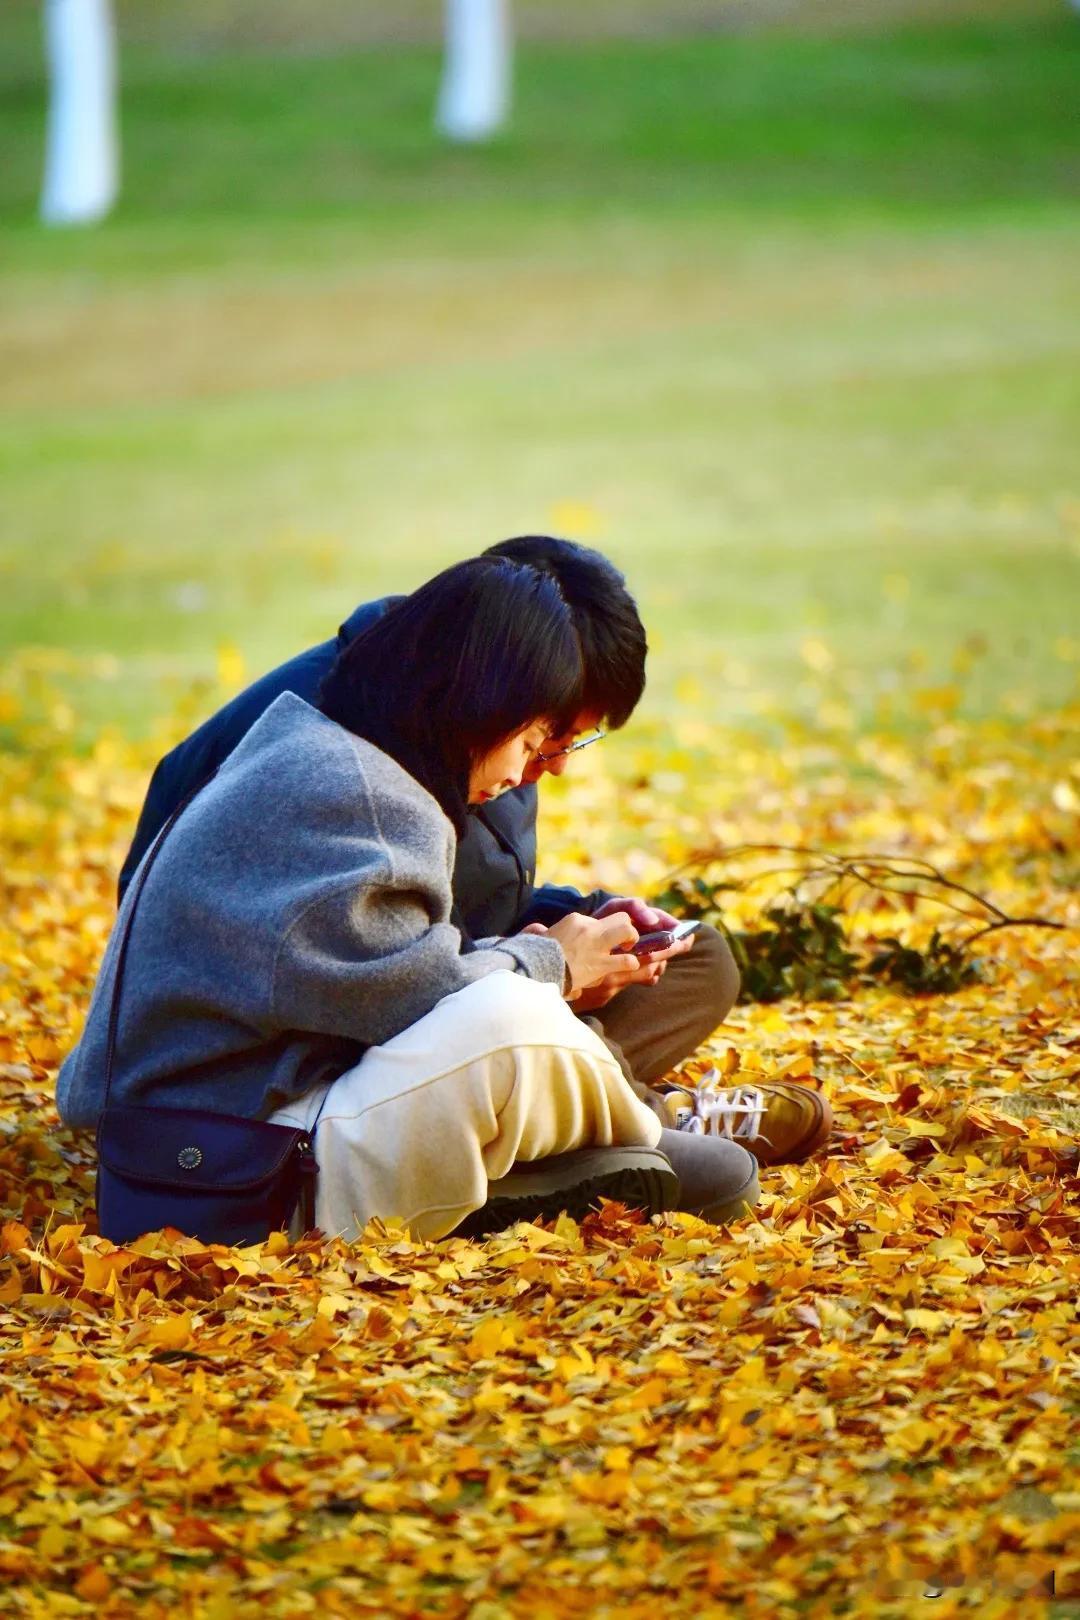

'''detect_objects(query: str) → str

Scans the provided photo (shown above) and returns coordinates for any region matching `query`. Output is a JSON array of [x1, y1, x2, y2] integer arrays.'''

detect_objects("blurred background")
[[2, 0, 1078, 749]]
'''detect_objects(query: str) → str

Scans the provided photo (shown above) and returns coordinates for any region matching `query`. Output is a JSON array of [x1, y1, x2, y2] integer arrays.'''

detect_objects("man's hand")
[[568, 954, 667, 1012], [594, 896, 681, 933]]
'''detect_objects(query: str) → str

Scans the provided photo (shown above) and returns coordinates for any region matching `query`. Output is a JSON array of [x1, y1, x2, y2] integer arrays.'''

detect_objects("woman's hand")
[[521, 908, 697, 1004], [579, 895, 696, 1006], [520, 912, 642, 1000]]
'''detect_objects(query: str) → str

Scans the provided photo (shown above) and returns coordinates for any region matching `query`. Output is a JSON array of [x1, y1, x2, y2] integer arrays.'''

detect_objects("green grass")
[[1, 3, 1078, 741]]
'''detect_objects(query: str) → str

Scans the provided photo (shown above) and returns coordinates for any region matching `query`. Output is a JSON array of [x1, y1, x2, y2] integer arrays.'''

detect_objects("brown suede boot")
[[656, 1073, 832, 1167]]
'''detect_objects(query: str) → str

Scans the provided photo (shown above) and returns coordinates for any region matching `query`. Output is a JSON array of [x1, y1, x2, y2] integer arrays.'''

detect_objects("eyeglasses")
[[535, 730, 607, 764]]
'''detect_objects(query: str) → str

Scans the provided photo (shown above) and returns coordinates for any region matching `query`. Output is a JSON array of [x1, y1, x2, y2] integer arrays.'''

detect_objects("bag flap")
[[97, 1104, 310, 1192]]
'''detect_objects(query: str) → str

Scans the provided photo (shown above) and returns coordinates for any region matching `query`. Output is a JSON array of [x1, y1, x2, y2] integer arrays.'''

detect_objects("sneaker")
[[452, 1146, 679, 1239], [657, 1070, 832, 1167]]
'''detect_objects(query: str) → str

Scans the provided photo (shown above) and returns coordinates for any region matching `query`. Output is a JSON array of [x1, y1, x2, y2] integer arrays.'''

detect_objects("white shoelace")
[[669, 1071, 768, 1145]]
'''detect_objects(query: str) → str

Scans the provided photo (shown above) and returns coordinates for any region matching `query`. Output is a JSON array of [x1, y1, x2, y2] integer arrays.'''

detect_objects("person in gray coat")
[[58, 557, 760, 1238], [112, 535, 830, 1199], [115, 537, 734, 1099]]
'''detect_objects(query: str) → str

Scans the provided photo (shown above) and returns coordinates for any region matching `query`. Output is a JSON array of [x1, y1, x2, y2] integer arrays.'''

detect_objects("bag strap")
[[102, 775, 216, 1110]]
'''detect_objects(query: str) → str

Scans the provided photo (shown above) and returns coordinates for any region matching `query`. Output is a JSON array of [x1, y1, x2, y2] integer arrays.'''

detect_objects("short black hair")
[[319, 556, 585, 833], [483, 535, 646, 729]]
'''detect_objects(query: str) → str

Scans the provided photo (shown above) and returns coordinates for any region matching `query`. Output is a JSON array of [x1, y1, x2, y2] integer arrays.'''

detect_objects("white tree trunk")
[[41, 0, 119, 226], [436, 0, 512, 144]]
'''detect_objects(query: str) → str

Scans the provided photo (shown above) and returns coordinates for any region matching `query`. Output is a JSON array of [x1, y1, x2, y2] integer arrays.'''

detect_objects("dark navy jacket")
[[118, 600, 602, 938]]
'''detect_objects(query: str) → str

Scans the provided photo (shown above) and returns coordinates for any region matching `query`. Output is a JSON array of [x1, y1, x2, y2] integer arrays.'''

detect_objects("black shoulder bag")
[[94, 785, 319, 1247]]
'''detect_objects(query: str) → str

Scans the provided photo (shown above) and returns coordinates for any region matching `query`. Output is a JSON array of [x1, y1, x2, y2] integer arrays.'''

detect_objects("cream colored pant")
[[267, 971, 663, 1242]]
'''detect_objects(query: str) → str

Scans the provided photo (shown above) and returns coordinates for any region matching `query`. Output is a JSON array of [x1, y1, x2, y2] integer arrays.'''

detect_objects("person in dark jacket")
[[118, 536, 830, 1169], [119, 536, 644, 943]]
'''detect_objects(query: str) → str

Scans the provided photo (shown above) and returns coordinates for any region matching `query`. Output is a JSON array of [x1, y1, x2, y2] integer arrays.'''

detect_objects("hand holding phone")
[[617, 919, 700, 958]]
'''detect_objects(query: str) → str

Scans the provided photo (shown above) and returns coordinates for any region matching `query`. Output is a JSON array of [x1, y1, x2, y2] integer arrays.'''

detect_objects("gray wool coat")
[[56, 693, 566, 1128]]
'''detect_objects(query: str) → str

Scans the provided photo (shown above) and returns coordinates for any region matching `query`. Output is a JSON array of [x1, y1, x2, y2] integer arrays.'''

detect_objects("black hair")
[[483, 535, 646, 729], [319, 556, 585, 834]]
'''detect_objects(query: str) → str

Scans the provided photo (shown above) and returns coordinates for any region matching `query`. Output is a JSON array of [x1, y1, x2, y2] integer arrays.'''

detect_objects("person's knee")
[[690, 922, 741, 1026], [456, 970, 565, 1053]]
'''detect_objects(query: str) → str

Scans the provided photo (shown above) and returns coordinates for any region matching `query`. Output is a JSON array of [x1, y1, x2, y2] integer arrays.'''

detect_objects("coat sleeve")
[[518, 884, 615, 927], [269, 880, 566, 1050]]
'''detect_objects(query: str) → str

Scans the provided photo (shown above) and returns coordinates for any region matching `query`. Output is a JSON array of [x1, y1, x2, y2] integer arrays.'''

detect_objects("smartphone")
[[618, 919, 700, 957]]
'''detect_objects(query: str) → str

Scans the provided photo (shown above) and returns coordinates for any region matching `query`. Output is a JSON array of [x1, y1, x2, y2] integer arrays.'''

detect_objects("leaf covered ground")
[[1, 660, 1077, 1618]]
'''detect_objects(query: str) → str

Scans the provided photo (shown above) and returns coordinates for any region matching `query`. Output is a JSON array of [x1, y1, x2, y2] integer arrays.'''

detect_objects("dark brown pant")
[[581, 923, 741, 1115]]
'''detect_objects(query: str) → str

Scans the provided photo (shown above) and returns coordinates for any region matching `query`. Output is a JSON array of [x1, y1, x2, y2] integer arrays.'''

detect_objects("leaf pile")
[[865, 929, 982, 996], [1, 659, 1078, 1618], [656, 846, 1065, 1003], [693, 899, 864, 1005]]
